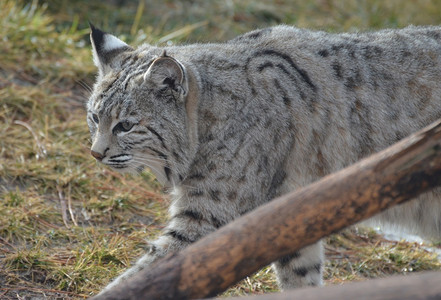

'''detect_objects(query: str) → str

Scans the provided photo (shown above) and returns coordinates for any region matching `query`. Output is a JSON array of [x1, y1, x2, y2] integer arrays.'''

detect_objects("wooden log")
[[92, 119, 441, 300], [222, 271, 441, 300]]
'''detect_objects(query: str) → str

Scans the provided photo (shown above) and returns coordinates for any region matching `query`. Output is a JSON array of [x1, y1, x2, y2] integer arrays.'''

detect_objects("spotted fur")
[[87, 24, 441, 292]]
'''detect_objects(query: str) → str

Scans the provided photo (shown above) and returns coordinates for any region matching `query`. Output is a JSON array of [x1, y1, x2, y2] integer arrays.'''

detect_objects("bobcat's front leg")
[[272, 241, 324, 289], [101, 189, 227, 292], [101, 233, 185, 292]]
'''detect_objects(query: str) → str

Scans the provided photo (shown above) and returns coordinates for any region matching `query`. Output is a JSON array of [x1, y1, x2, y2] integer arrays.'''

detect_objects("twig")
[[34, 216, 59, 229], [0, 289, 8, 297], [0, 236, 17, 251], [0, 248, 12, 254], [16, 71, 39, 85], [57, 185, 70, 228], [22, 207, 60, 229], [13, 120, 46, 159], [67, 183, 78, 226]]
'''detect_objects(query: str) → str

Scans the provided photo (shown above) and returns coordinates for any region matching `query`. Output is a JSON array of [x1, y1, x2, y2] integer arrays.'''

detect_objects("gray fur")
[[87, 25, 441, 292]]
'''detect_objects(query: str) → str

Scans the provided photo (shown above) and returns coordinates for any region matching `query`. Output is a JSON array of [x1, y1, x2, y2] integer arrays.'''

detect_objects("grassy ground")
[[1, 0, 441, 299]]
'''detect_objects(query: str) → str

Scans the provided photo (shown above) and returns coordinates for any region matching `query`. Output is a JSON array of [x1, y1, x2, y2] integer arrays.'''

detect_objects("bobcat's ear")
[[143, 51, 188, 99], [89, 23, 132, 76]]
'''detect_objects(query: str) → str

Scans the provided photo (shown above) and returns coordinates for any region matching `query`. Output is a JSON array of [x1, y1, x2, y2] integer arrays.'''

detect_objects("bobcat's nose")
[[91, 150, 104, 161]]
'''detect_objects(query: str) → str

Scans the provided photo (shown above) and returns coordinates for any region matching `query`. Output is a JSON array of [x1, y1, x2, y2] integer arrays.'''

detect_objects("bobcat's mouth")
[[92, 152, 136, 172], [91, 148, 171, 184], [107, 154, 132, 167]]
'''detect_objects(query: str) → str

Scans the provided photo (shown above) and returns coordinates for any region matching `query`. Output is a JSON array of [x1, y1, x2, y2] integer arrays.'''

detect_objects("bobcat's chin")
[[110, 163, 144, 175], [90, 153, 136, 174]]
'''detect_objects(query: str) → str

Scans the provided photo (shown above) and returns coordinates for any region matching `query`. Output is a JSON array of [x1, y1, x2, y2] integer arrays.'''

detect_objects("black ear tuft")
[[89, 23, 107, 55], [89, 24, 133, 76], [88, 21, 96, 30]]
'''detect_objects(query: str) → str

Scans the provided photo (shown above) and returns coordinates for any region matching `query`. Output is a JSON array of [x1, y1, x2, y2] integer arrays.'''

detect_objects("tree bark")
[[92, 119, 441, 300], [222, 271, 441, 300]]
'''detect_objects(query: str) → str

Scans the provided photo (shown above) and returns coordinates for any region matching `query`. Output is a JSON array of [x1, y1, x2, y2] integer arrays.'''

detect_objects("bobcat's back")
[[171, 25, 441, 189]]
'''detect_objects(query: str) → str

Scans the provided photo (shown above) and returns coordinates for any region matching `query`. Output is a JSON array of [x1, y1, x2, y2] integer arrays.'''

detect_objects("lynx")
[[87, 24, 441, 292]]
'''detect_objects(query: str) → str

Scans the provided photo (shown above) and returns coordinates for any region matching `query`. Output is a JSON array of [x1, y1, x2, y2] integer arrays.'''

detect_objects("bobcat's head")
[[87, 25, 197, 186]]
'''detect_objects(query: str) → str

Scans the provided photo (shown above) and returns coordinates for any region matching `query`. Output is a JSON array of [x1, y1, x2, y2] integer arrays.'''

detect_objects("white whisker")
[[77, 80, 93, 94], [130, 157, 168, 182], [134, 153, 168, 163]]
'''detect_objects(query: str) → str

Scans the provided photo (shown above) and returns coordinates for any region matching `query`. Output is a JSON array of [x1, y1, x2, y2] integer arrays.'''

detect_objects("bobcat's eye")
[[113, 120, 135, 134], [92, 113, 99, 124], [121, 120, 134, 131]]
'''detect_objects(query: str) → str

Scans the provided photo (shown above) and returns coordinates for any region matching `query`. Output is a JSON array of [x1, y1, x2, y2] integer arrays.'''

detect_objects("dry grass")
[[1, 0, 441, 298]]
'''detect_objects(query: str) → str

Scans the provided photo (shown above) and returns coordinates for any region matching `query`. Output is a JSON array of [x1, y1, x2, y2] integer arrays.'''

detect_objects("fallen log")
[[93, 119, 441, 300]]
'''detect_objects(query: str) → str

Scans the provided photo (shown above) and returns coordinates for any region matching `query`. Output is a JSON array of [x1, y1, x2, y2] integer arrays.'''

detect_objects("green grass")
[[1, 0, 441, 298], [324, 228, 441, 284]]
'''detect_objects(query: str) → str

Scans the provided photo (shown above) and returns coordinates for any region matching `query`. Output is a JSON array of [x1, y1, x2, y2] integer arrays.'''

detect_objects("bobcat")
[[87, 24, 441, 292]]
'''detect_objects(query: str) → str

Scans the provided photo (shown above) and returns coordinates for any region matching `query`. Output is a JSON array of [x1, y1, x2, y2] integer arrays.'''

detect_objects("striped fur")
[[88, 25, 441, 292]]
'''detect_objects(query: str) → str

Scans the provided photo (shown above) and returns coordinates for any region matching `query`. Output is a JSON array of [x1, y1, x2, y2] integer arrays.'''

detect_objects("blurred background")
[[48, 0, 441, 43], [1, 0, 441, 299]]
